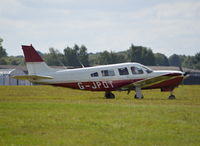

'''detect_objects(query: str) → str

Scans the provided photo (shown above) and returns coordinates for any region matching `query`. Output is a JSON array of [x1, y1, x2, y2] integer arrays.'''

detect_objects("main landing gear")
[[134, 87, 144, 99], [105, 91, 115, 99], [168, 91, 176, 99], [134, 87, 176, 99], [104, 88, 176, 100]]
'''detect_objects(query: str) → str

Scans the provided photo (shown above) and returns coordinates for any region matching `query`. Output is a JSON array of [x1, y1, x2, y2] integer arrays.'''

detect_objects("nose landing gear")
[[168, 91, 176, 99]]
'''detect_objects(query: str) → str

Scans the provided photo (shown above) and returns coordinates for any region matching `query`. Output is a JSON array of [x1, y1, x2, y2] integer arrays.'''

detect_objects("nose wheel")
[[105, 91, 115, 99], [168, 91, 176, 99]]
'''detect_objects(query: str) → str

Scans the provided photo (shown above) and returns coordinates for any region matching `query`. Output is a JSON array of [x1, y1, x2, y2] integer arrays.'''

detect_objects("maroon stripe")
[[164, 73, 182, 76], [49, 79, 143, 91], [144, 76, 184, 90]]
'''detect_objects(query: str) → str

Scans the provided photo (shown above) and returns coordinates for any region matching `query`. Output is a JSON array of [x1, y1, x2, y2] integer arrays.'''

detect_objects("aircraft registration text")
[[77, 81, 114, 90]]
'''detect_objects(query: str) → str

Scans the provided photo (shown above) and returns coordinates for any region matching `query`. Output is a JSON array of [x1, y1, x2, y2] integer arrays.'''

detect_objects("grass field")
[[0, 85, 200, 146]]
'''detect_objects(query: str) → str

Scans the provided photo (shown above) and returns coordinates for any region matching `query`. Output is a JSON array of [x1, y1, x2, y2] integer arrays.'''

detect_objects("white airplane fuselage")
[[30, 62, 184, 92], [13, 45, 186, 99]]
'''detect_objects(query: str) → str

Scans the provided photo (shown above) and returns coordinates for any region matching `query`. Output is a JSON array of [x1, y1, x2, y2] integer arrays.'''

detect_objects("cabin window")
[[131, 66, 144, 74], [101, 69, 115, 76], [118, 67, 129, 75], [91, 72, 99, 77]]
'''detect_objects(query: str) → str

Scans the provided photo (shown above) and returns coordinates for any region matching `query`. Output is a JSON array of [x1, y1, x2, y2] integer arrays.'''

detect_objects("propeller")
[[178, 66, 190, 85]]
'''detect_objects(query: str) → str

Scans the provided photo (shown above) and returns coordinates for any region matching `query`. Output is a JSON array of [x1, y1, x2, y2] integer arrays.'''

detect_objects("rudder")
[[22, 45, 56, 75]]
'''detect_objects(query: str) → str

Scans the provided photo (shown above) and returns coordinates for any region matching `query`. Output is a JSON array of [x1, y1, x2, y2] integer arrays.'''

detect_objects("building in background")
[[0, 69, 31, 85]]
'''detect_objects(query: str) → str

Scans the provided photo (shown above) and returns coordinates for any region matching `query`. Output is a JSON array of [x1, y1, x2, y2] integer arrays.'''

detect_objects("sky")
[[0, 0, 200, 56]]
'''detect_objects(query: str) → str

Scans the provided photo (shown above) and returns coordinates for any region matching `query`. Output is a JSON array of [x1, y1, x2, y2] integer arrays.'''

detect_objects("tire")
[[168, 95, 176, 99], [110, 93, 115, 99], [134, 94, 144, 99], [105, 92, 115, 99]]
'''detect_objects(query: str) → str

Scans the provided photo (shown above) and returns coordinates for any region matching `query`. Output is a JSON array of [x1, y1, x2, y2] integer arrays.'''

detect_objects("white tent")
[[0, 69, 31, 85]]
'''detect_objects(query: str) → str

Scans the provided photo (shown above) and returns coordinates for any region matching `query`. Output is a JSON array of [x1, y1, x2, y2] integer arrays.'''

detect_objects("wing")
[[123, 74, 182, 89], [12, 75, 53, 82]]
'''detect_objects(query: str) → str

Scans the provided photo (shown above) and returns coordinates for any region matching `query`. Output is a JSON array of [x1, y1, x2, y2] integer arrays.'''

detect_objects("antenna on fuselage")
[[78, 60, 85, 68]]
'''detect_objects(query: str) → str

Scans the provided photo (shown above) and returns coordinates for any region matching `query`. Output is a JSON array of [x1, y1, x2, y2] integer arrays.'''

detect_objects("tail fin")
[[22, 45, 44, 62], [22, 45, 56, 75]]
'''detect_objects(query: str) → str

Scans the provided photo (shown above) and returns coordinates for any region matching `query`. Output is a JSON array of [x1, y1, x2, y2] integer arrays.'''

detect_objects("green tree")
[[64, 47, 79, 66], [127, 44, 143, 63], [78, 45, 89, 67], [169, 54, 181, 67], [63, 45, 80, 67], [127, 44, 155, 65], [94, 51, 126, 65], [182, 56, 195, 68], [0, 58, 7, 65], [182, 52, 200, 69], [0, 38, 7, 58], [194, 52, 200, 62], [7, 56, 24, 65], [63, 44, 90, 67], [155, 53, 169, 66], [96, 51, 111, 65], [88, 53, 99, 66], [194, 52, 200, 69], [44, 48, 64, 66], [142, 49, 155, 65]]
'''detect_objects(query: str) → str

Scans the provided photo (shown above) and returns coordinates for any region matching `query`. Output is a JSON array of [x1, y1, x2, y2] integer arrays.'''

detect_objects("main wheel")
[[105, 92, 115, 99], [168, 95, 176, 99], [134, 94, 144, 99]]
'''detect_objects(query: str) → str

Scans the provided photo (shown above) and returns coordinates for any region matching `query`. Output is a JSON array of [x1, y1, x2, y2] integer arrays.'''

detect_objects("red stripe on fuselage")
[[50, 79, 143, 91], [46, 73, 184, 91], [164, 73, 182, 77], [144, 76, 184, 90]]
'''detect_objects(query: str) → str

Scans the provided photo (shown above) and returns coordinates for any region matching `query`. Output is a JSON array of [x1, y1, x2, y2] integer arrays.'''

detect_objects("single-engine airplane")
[[13, 45, 188, 99]]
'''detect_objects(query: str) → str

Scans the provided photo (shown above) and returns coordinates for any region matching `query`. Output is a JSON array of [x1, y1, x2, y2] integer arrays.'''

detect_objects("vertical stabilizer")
[[22, 45, 56, 75]]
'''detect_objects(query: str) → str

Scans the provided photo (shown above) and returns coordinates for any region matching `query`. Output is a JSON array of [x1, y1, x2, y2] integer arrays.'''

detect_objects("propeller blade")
[[179, 65, 183, 72]]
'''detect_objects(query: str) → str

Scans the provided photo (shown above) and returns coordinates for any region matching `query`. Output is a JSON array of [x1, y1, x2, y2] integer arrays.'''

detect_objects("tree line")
[[0, 38, 200, 69]]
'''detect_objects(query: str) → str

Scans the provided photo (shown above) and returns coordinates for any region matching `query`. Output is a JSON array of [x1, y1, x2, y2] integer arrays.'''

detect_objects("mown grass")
[[0, 85, 200, 146]]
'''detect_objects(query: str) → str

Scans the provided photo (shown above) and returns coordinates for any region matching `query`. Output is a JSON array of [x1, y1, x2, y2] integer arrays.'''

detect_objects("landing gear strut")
[[105, 91, 115, 99], [134, 87, 144, 99], [168, 91, 176, 99]]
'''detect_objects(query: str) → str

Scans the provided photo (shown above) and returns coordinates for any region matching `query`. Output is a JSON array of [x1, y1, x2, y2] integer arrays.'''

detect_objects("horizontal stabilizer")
[[12, 75, 53, 81]]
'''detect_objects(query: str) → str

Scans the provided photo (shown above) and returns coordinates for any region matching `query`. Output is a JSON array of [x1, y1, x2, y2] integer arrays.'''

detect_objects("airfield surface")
[[0, 85, 199, 146]]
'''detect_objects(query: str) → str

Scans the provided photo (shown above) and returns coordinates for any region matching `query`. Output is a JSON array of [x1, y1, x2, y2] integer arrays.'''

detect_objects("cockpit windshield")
[[141, 66, 153, 74]]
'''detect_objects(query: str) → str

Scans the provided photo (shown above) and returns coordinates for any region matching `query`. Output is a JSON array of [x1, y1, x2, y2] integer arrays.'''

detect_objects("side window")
[[118, 67, 129, 75], [101, 69, 115, 77], [131, 66, 144, 74], [91, 72, 98, 77]]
